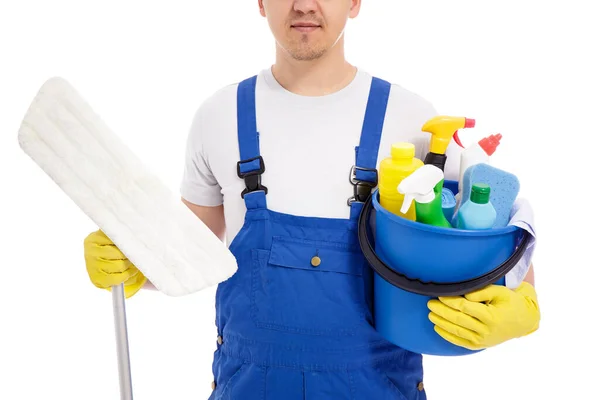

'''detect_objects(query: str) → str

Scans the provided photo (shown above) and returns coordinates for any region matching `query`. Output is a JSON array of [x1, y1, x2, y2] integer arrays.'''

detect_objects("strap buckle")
[[347, 165, 378, 205], [237, 156, 268, 198]]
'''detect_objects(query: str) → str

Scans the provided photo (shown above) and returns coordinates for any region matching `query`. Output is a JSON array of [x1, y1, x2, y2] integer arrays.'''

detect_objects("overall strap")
[[236, 75, 267, 210], [349, 77, 391, 220]]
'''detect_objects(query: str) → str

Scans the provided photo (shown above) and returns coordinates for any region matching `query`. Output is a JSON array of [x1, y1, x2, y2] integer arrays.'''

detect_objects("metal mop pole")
[[112, 283, 133, 400]]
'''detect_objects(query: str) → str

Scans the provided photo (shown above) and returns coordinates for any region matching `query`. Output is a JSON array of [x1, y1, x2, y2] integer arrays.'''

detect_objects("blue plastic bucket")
[[358, 180, 532, 356]]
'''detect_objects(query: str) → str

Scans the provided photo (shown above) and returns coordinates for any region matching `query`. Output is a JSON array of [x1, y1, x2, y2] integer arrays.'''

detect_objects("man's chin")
[[287, 45, 327, 61]]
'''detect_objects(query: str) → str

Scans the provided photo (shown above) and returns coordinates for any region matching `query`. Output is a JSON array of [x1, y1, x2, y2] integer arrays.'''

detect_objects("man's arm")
[[523, 263, 535, 286], [181, 198, 226, 241], [143, 198, 226, 290]]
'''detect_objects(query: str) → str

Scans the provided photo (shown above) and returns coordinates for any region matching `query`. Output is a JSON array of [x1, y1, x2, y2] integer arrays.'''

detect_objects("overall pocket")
[[353, 367, 410, 400], [213, 360, 267, 400], [251, 235, 367, 336]]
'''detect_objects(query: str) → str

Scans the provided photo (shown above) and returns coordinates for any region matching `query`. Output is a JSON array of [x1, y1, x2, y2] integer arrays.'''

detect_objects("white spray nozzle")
[[398, 165, 444, 214]]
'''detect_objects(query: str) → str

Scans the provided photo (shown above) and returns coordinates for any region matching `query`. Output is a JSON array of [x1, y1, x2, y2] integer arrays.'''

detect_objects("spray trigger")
[[398, 165, 442, 213], [453, 131, 464, 148], [400, 193, 415, 214]]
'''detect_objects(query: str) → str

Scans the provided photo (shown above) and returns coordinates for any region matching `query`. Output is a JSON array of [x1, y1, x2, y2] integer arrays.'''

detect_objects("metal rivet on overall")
[[211, 381, 216, 390], [311, 256, 321, 267], [217, 335, 223, 345], [417, 382, 424, 391]]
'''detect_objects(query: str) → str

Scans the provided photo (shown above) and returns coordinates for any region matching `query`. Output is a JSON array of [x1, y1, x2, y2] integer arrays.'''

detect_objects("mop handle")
[[112, 283, 133, 400]]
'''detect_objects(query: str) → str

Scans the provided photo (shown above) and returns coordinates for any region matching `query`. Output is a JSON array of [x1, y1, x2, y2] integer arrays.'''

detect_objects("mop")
[[17, 77, 238, 399]]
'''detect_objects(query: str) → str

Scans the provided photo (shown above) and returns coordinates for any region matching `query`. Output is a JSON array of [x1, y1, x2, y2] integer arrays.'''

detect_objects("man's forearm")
[[523, 263, 535, 286], [143, 279, 157, 290]]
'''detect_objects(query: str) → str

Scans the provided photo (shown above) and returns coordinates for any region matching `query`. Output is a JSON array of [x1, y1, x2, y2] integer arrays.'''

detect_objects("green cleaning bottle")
[[397, 164, 452, 228]]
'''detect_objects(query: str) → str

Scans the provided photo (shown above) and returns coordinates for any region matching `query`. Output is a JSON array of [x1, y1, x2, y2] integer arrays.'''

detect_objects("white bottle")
[[456, 133, 502, 203]]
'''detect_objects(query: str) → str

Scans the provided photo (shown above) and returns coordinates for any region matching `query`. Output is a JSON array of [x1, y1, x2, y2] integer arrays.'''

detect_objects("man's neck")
[[271, 38, 357, 97]]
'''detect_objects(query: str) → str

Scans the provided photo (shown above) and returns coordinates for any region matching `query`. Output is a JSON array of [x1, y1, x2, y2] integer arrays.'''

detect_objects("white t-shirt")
[[180, 67, 462, 245]]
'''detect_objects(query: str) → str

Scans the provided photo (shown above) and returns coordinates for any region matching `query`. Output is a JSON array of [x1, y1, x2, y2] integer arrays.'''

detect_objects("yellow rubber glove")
[[427, 281, 540, 350], [83, 230, 147, 299]]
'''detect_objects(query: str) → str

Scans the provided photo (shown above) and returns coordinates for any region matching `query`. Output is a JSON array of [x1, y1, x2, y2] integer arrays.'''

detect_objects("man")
[[83, 1, 540, 398]]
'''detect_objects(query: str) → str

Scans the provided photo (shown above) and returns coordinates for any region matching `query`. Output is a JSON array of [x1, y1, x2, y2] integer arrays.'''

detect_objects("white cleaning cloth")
[[18, 77, 238, 296], [504, 197, 537, 289]]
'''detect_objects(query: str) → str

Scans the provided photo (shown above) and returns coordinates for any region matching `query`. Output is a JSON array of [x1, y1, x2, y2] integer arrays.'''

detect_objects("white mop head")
[[17, 77, 238, 297]]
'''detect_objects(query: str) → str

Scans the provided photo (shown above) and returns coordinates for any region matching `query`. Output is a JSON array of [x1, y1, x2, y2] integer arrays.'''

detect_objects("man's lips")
[[291, 22, 321, 32]]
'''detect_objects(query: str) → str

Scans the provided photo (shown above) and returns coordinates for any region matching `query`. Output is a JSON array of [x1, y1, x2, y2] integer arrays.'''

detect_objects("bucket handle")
[[358, 193, 533, 297]]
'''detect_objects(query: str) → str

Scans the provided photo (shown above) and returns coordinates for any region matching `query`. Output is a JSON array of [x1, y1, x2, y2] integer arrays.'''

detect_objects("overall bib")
[[209, 75, 426, 400]]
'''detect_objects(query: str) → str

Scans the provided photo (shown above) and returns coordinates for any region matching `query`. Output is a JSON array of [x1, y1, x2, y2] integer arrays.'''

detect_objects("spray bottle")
[[421, 116, 475, 172], [398, 164, 452, 228]]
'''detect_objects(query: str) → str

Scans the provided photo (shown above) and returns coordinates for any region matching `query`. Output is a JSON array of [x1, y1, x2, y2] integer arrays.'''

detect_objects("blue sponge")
[[453, 163, 520, 228]]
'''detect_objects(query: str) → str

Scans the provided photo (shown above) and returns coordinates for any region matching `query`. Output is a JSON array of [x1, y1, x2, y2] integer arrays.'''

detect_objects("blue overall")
[[209, 75, 426, 400]]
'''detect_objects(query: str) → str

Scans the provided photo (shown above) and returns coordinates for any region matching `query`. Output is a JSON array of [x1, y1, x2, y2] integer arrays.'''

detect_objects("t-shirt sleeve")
[[179, 107, 224, 206]]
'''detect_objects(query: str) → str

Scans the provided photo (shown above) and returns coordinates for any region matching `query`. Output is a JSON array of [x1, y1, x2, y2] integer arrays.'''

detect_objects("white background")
[[1, 1, 598, 399]]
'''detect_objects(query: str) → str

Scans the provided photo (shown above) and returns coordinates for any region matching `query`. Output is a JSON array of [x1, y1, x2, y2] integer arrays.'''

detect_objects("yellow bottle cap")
[[391, 142, 415, 159]]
